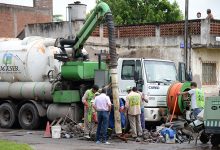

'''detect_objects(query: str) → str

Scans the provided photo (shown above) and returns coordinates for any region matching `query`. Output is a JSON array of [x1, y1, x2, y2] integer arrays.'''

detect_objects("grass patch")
[[0, 140, 32, 150]]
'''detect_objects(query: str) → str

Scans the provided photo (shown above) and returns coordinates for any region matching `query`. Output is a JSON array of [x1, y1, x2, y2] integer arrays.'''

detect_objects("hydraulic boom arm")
[[55, 1, 121, 134], [73, 2, 111, 57]]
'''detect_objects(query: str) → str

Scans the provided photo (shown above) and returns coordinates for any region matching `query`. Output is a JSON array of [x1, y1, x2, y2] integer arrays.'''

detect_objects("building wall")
[[192, 48, 220, 96], [24, 21, 83, 39], [0, 0, 52, 38], [21, 19, 220, 95]]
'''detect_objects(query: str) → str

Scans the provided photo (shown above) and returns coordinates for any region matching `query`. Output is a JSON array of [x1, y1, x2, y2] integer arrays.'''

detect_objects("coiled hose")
[[106, 13, 117, 69]]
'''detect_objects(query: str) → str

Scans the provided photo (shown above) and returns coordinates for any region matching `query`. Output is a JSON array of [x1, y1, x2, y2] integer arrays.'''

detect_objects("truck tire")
[[18, 103, 39, 130], [211, 134, 219, 147], [0, 103, 17, 128], [199, 131, 209, 144]]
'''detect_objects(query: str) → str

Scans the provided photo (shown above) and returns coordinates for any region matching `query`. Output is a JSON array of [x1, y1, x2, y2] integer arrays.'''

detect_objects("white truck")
[[117, 58, 181, 122]]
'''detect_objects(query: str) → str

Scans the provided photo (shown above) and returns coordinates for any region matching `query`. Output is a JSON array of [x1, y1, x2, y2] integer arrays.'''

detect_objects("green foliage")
[[0, 140, 32, 150], [101, 0, 183, 25], [53, 14, 63, 22]]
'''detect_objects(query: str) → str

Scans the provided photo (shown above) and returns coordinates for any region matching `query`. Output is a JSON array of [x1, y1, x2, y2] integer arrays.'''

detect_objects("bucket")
[[51, 125, 61, 139]]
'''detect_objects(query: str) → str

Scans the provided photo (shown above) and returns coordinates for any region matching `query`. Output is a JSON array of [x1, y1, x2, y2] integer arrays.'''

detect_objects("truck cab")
[[117, 58, 178, 122]]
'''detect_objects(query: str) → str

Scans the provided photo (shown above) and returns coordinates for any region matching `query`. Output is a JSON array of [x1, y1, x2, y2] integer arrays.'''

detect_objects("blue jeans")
[[193, 108, 203, 118], [96, 111, 109, 142], [141, 108, 145, 130]]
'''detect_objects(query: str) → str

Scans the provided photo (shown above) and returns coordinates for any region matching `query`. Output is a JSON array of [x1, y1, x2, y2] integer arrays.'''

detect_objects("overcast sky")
[[0, 0, 219, 20]]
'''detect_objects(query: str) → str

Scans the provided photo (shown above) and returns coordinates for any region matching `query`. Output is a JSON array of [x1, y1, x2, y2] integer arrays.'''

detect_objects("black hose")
[[106, 13, 117, 69], [60, 39, 75, 53]]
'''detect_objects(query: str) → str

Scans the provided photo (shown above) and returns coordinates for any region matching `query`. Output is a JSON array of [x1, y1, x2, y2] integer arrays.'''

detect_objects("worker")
[[93, 88, 112, 144], [107, 84, 126, 136], [197, 12, 201, 19], [91, 91, 101, 123], [178, 82, 205, 118], [82, 85, 99, 138], [125, 86, 142, 140], [206, 9, 214, 20], [108, 98, 126, 134]]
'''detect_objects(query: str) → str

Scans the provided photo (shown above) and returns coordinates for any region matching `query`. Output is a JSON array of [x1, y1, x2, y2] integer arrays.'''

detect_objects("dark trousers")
[[141, 108, 145, 130], [96, 111, 109, 142]]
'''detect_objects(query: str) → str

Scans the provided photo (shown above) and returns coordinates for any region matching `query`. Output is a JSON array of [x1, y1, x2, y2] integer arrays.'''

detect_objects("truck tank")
[[0, 36, 61, 101]]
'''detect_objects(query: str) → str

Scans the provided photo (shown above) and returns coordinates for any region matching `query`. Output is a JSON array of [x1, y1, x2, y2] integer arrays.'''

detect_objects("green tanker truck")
[[0, 1, 121, 133]]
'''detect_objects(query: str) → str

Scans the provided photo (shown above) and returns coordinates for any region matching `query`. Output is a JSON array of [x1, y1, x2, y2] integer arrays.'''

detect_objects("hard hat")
[[126, 86, 132, 91]]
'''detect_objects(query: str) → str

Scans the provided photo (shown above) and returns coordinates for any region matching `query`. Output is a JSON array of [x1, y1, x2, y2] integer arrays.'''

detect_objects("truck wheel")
[[18, 103, 39, 130], [211, 134, 219, 147], [0, 103, 17, 128], [199, 131, 209, 144]]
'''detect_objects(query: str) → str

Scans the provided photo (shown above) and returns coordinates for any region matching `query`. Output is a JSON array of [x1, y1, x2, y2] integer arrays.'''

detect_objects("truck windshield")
[[144, 60, 177, 83]]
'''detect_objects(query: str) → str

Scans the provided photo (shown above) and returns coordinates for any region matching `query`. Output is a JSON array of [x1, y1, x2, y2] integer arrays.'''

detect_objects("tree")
[[101, 0, 183, 25]]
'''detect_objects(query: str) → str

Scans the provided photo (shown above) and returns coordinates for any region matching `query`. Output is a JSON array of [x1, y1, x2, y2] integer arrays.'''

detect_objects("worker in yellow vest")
[[126, 86, 143, 140], [82, 85, 99, 138], [178, 82, 205, 118]]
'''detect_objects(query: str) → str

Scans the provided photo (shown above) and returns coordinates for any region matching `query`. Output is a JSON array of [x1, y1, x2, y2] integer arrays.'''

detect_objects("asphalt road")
[[0, 128, 217, 150]]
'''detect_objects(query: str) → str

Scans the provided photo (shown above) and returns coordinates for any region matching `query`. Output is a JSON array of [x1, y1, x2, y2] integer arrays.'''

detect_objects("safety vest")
[[87, 89, 95, 122], [129, 95, 140, 107], [196, 89, 205, 108], [127, 92, 141, 115]]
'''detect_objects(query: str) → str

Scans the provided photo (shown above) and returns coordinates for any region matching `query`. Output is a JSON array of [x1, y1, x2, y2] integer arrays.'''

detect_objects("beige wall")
[[192, 48, 220, 96]]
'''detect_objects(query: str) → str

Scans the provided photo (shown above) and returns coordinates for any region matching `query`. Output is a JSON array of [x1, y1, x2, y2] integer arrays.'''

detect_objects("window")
[[121, 60, 135, 80], [144, 60, 177, 83], [202, 62, 216, 85]]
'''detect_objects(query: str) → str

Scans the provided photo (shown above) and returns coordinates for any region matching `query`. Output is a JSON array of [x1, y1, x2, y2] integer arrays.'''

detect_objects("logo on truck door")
[[148, 85, 160, 89], [0, 53, 20, 73]]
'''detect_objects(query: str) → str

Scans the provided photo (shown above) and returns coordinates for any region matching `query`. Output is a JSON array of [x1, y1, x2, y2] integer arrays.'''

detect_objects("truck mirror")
[[134, 71, 139, 81]]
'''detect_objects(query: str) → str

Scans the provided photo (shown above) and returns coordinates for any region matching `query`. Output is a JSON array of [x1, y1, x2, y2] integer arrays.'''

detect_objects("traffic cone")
[[43, 121, 51, 138]]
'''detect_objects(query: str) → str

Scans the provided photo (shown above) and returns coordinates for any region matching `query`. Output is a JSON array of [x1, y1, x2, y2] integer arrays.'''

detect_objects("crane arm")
[[73, 2, 111, 54]]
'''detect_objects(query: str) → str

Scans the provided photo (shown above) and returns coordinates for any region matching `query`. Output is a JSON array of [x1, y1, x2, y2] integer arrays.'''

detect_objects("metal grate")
[[202, 62, 217, 85], [210, 20, 220, 35], [116, 25, 156, 37], [160, 20, 201, 36], [91, 20, 203, 38]]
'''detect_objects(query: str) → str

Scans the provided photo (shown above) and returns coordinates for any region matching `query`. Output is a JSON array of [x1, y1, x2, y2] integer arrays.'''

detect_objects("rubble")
[[48, 116, 199, 145]]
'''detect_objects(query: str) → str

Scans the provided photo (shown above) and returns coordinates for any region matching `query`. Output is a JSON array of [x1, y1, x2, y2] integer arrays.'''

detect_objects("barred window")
[[202, 62, 216, 85]]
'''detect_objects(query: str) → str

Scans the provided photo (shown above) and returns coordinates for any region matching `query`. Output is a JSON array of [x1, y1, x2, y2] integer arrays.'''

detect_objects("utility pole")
[[184, 0, 189, 74]]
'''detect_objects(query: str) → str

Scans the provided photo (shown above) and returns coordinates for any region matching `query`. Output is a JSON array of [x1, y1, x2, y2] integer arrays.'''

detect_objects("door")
[[118, 58, 143, 98]]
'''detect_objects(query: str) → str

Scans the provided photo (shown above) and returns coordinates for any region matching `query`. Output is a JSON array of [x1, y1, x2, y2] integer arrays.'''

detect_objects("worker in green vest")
[[178, 82, 205, 118], [82, 85, 99, 138], [125, 86, 143, 140]]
